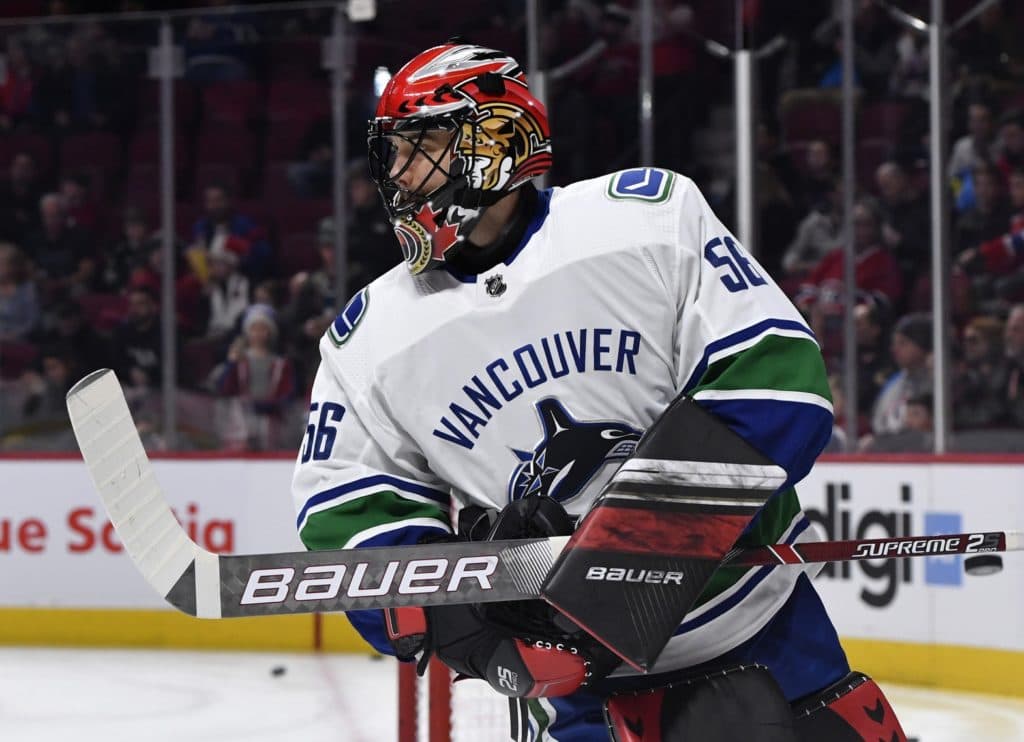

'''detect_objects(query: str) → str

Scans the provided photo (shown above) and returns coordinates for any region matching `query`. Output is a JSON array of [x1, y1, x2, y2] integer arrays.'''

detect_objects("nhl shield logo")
[[485, 274, 507, 297]]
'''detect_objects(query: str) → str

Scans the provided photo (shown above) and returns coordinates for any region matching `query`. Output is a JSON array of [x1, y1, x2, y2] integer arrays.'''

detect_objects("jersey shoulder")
[[545, 168, 704, 261]]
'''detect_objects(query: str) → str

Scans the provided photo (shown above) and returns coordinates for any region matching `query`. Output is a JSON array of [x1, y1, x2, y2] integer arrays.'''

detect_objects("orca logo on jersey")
[[508, 398, 641, 504]]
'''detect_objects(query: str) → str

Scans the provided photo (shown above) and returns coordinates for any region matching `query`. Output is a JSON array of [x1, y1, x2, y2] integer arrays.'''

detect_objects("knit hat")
[[894, 312, 932, 352], [242, 303, 278, 340]]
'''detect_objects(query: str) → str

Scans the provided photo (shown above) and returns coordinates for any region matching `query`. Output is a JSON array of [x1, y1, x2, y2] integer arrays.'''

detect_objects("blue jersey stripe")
[[674, 517, 810, 636], [682, 319, 816, 394], [342, 522, 450, 656], [296, 474, 450, 530], [695, 397, 833, 489]]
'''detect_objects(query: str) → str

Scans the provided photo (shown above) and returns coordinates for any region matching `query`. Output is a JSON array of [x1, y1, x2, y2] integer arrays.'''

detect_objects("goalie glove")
[[385, 496, 598, 698]]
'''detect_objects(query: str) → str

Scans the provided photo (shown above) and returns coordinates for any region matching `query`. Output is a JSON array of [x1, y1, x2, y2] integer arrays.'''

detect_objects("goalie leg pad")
[[604, 663, 798, 742], [792, 671, 907, 741]]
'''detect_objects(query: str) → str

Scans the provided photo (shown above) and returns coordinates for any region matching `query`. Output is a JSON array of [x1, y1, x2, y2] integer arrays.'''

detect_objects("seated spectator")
[[780, 177, 840, 280], [867, 312, 933, 438], [796, 198, 904, 360], [854, 298, 894, 433], [99, 206, 159, 293], [189, 182, 270, 282], [948, 99, 998, 193], [954, 162, 1012, 255], [0, 153, 43, 244], [0, 39, 34, 131], [19, 346, 79, 425], [1002, 303, 1024, 427], [346, 161, 400, 291], [875, 159, 930, 275], [0, 243, 39, 342], [280, 271, 332, 396], [64, 33, 117, 130], [995, 110, 1024, 181], [307, 216, 338, 308], [793, 140, 836, 214], [287, 117, 332, 199], [190, 232, 250, 342], [110, 285, 163, 391], [183, 2, 258, 82], [38, 299, 109, 376], [861, 393, 934, 453], [59, 172, 100, 236], [957, 168, 1024, 305], [23, 192, 95, 297], [954, 314, 1009, 430], [214, 303, 296, 450]]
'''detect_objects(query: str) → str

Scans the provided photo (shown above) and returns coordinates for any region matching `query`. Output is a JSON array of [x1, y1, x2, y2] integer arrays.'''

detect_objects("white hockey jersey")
[[292, 168, 834, 677]]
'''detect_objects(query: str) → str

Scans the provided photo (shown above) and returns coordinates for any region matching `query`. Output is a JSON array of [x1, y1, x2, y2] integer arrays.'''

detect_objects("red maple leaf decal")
[[411, 201, 463, 260]]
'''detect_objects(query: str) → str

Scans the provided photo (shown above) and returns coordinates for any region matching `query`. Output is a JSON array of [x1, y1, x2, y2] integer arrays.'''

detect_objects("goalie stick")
[[67, 369, 1022, 621]]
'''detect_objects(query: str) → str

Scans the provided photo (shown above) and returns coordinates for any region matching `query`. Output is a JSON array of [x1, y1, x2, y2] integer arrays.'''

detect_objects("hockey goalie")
[[290, 41, 907, 741]]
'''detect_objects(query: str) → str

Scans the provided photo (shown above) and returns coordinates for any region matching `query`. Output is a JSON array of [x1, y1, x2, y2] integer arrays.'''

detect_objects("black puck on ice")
[[271, 665, 287, 677], [964, 554, 1003, 576]]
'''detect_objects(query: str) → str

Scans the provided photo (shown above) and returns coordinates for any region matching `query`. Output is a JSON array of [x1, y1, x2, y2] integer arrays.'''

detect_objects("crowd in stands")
[[1, 0, 1024, 454]]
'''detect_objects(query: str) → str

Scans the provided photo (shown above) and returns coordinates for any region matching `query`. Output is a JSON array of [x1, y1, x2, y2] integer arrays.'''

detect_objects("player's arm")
[[672, 176, 833, 491], [292, 357, 452, 654]]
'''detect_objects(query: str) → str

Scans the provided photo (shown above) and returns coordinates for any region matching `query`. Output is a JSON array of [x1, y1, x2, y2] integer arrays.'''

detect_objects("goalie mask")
[[368, 43, 552, 274]]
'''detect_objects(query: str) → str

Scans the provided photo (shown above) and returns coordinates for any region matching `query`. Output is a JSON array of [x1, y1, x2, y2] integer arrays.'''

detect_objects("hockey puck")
[[271, 665, 287, 677], [963, 554, 1003, 576]]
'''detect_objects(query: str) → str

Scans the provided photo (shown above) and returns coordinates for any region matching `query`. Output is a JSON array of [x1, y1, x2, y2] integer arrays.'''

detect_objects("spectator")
[[346, 161, 399, 291], [59, 172, 100, 235], [183, 0, 259, 82], [189, 183, 270, 281], [0, 39, 35, 131], [214, 303, 296, 450], [995, 110, 1024, 182], [38, 299, 108, 376], [863, 392, 934, 453], [889, 29, 928, 99], [306, 216, 338, 308], [796, 198, 904, 359], [99, 206, 158, 293], [287, 117, 332, 199], [19, 345, 78, 425], [110, 285, 163, 391], [23, 192, 94, 295], [954, 315, 1009, 430], [853, 298, 895, 433], [0, 153, 43, 244], [793, 140, 836, 213], [948, 100, 997, 186], [0, 243, 39, 342], [279, 271, 331, 397], [1001, 303, 1024, 426], [195, 233, 250, 342], [780, 177, 841, 280], [875, 159, 930, 275], [954, 162, 1012, 256], [867, 312, 933, 438]]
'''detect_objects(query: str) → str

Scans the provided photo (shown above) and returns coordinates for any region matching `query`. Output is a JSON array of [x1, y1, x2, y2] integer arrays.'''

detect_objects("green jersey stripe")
[[692, 334, 831, 402], [298, 490, 449, 551]]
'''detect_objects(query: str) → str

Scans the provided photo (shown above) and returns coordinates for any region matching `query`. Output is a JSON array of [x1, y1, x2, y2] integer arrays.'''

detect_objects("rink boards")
[[0, 454, 1021, 696]]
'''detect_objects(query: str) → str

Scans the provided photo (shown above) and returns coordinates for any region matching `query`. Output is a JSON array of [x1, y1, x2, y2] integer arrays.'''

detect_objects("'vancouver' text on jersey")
[[292, 168, 834, 679]]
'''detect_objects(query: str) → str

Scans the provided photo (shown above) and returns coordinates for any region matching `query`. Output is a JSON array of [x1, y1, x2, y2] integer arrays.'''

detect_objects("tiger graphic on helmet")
[[367, 42, 552, 274]]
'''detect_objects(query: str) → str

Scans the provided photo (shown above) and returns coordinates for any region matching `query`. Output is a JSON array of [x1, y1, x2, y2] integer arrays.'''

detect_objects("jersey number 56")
[[703, 236, 766, 293], [300, 401, 346, 463]]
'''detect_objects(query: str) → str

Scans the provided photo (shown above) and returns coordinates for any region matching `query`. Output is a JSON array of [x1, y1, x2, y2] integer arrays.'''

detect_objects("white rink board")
[[2, 458, 1022, 657], [0, 459, 303, 608], [798, 462, 1024, 651]]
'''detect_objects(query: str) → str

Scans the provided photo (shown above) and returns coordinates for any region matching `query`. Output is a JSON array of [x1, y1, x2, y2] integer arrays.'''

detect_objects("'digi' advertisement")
[[797, 461, 1024, 651]]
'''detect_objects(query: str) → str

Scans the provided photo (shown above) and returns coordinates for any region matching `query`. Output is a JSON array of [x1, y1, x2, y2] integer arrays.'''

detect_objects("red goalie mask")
[[367, 43, 552, 274]]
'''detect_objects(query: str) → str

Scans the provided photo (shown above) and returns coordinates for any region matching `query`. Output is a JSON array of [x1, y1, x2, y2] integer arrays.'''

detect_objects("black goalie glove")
[[385, 496, 617, 698]]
